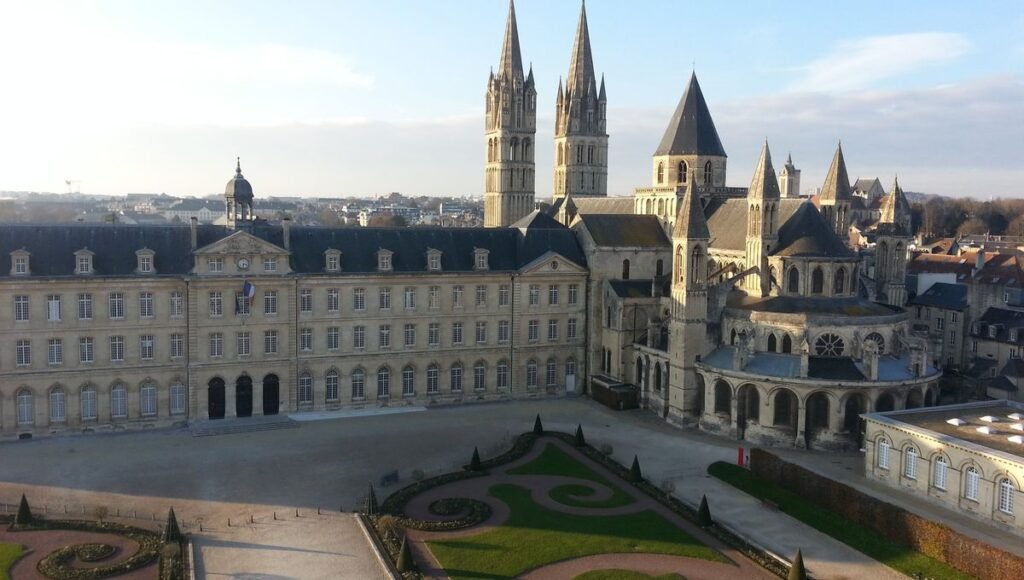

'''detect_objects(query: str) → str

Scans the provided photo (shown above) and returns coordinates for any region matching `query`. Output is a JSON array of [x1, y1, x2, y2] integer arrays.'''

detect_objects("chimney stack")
[[282, 217, 292, 250], [190, 217, 198, 251]]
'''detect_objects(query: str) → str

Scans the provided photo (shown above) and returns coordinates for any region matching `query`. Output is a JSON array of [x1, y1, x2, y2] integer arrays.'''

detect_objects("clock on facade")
[[237, 258, 250, 270]]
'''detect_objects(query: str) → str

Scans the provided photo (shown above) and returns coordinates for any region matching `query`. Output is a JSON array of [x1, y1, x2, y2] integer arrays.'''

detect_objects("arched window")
[[964, 466, 979, 501], [376, 367, 390, 398], [426, 364, 440, 394], [326, 370, 339, 402], [691, 246, 705, 286], [49, 387, 66, 424], [787, 267, 799, 293], [140, 383, 157, 416], [298, 372, 313, 404], [657, 162, 665, 184], [815, 333, 845, 357], [526, 359, 538, 388], [704, 161, 713, 185], [656, 259, 664, 277], [352, 368, 366, 399], [877, 439, 890, 469], [903, 446, 918, 479], [111, 384, 128, 419], [16, 390, 34, 425], [657, 198, 664, 216], [587, 145, 594, 164], [402, 365, 415, 396], [767, 334, 777, 352], [450, 363, 463, 392], [497, 360, 510, 389], [730, 328, 737, 345], [474, 361, 487, 390], [714, 381, 731, 415], [523, 138, 531, 160], [81, 386, 98, 421], [998, 477, 1015, 514], [622, 259, 630, 280], [782, 334, 793, 354], [677, 161, 687, 183], [566, 357, 577, 378], [834, 268, 846, 294], [509, 138, 519, 161], [811, 267, 824, 294], [170, 383, 187, 415], [933, 456, 948, 490], [865, 332, 886, 354], [546, 358, 558, 387]]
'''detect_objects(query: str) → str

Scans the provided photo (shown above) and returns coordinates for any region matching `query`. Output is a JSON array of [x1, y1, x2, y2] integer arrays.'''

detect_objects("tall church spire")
[[553, 1, 608, 200], [498, 0, 523, 79], [818, 142, 852, 242]]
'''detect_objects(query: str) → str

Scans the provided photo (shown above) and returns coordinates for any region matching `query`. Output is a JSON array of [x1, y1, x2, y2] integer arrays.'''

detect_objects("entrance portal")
[[208, 378, 226, 420], [263, 374, 280, 416], [236, 376, 253, 418]]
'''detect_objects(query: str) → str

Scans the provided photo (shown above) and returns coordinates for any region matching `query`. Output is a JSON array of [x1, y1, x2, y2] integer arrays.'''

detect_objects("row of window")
[[14, 334, 185, 366], [10, 250, 154, 277], [785, 265, 852, 295], [13, 384, 187, 426], [206, 247, 493, 274], [656, 160, 713, 185], [877, 440, 1016, 515], [13, 292, 184, 322]]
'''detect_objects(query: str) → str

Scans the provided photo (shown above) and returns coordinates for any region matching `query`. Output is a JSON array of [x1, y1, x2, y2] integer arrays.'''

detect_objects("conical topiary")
[[629, 455, 643, 482], [396, 535, 415, 572], [15, 494, 32, 526], [366, 483, 379, 516], [163, 507, 182, 543], [470, 447, 482, 471], [788, 549, 807, 580], [574, 424, 586, 447], [533, 414, 544, 435], [697, 494, 712, 527]]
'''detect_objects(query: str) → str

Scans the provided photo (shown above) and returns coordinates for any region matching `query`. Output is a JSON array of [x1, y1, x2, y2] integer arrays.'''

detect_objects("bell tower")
[[225, 157, 254, 229], [743, 141, 781, 296], [875, 176, 912, 306], [818, 143, 852, 243]]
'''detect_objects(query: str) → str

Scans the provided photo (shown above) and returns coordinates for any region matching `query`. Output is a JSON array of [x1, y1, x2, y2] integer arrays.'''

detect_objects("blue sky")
[[1, 0, 1022, 197]]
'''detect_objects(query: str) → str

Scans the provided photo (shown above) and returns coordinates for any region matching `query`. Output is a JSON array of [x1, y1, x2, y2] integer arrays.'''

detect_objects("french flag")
[[237, 280, 256, 313]]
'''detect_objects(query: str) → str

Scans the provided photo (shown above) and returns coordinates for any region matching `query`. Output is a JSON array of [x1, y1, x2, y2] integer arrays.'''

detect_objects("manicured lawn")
[[574, 570, 685, 580], [0, 543, 24, 580], [707, 462, 971, 580], [508, 443, 635, 508], [428, 483, 725, 580]]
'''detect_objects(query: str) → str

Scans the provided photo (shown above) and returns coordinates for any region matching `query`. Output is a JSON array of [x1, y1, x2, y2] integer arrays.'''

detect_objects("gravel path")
[[0, 527, 156, 579]]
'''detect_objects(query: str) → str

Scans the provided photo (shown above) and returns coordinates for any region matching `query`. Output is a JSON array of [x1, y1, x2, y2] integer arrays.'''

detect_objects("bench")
[[379, 470, 399, 487], [761, 498, 780, 510]]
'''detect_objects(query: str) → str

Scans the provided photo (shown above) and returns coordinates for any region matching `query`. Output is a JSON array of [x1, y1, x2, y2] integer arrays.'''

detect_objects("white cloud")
[[789, 33, 970, 92]]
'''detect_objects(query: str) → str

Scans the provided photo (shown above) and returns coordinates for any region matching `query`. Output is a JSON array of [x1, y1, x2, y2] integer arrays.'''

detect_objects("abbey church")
[[0, 1, 936, 452]]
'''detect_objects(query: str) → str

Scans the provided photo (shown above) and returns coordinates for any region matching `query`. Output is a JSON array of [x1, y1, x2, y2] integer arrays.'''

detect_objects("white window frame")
[[264, 330, 279, 354], [111, 385, 128, 419], [16, 339, 31, 366], [110, 335, 125, 362], [377, 367, 391, 398], [140, 383, 157, 417], [998, 478, 1015, 514], [78, 293, 93, 320], [263, 257, 278, 272], [300, 288, 313, 313], [878, 439, 890, 470], [404, 287, 416, 310], [428, 286, 440, 310], [47, 294, 62, 322], [933, 456, 948, 490], [427, 366, 439, 394], [49, 389, 66, 423], [428, 323, 440, 347], [264, 290, 278, 315], [170, 333, 184, 359], [300, 327, 313, 352], [354, 326, 366, 350], [379, 287, 392, 310], [450, 364, 463, 392], [170, 291, 184, 317], [109, 292, 125, 319], [474, 363, 486, 391], [452, 322, 463, 345], [965, 466, 979, 501], [170, 384, 187, 415], [209, 332, 224, 357], [237, 331, 251, 356], [352, 369, 366, 400], [79, 337, 94, 363], [16, 391, 33, 425], [327, 326, 340, 350], [326, 370, 340, 401], [298, 373, 313, 404], [81, 388, 98, 421], [904, 447, 918, 480], [140, 335, 154, 360], [14, 295, 29, 322], [404, 323, 416, 348], [498, 320, 510, 344], [568, 284, 579, 305], [497, 362, 509, 389], [353, 288, 366, 311], [499, 285, 510, 307], [48, 338, 63, 365], [327, 288, 339, 312], [402, 366, 415, 396]]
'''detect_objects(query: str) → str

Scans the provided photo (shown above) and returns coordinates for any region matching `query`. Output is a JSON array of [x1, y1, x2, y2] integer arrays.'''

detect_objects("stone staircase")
[[190, 415, 299, 437]]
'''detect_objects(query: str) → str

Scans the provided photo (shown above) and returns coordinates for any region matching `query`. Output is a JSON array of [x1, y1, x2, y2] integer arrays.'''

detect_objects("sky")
[[0, 0, 1022, 199]]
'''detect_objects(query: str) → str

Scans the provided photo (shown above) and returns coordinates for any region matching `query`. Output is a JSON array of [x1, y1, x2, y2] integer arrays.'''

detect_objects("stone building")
[[862, 401, 1023, 536], [0, 164, 587, 438]]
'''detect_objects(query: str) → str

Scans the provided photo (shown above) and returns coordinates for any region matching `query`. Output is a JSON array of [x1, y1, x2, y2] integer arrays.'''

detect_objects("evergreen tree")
[[629, 455, 643, 482], [366, 483, 379, 516], [14, 494, 32, 526], [470, 447, 482, 471], [533, 414, 544, 435], [788, 549, 807, 580], [163, 507, 182, 543], [396, 535, 415, 572], [697, 494, 712, 527], [574, 424, 586, 447]]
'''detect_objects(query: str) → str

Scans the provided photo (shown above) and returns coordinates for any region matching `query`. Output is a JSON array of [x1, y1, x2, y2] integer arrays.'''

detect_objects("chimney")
[[975, 247, 986, 272], [282, 217, 292, 251], [189, 217, 198, 251]]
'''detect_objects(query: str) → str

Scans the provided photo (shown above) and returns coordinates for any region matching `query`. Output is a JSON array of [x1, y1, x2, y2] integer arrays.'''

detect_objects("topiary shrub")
[[574, 424, 586, 447], [469, 447, 482, 472], [533, 414, 544, 435], [629, 455, 643, 482], [366, 483, 379, 516], [162, 507, 182, 544], [788, 548, 807, 580], [15, 494, 32, 526], [698, 494, 712, 527], [396, 535, 414, 572], [76, 543, 116, 562]]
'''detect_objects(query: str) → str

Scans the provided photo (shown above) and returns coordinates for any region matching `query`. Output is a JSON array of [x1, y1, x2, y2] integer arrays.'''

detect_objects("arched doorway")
[[773, 388, 798, 432], [208, 378, 225, 420], [236, 376, 253, 418], [906, 389, 923, 409], [843, 393, 866, 449], [737, 384, 760, 440], [924, 388, 935, 407], [263, 374, 280, 416], [875, 392, 895, 412], [805, 392, 830, 449], [714, 380, 732, 418]]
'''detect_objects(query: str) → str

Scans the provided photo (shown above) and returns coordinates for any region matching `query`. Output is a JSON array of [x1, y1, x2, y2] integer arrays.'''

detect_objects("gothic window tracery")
[[815, 333, 845, 357]]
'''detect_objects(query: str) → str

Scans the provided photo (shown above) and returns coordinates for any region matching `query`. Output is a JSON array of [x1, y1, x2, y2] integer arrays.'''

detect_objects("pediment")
[[195, 231, 287, 257], [519, 251, 587, 276]]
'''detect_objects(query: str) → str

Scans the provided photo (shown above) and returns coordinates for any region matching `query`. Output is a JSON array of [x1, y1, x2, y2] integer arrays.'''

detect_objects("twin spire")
[[819, 143, 852, 202], [497, 0, 524, 79]]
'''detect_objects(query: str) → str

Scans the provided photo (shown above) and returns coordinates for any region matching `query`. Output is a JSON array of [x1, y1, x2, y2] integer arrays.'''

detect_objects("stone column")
[[730, 392, 740, 439], [795, 400, 807, 448], [67, 389, 80, 428], [98, 388, 111, 423], [252, 379, 264, 416], [197, 383, 209, 420], [759, 393, 772, 426], [829, 399, 844, 433], [225, 382, 237, 418]]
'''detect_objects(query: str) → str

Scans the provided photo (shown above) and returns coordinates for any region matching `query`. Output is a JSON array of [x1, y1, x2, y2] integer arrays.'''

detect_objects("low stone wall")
[[750, 448, 1024, 580]]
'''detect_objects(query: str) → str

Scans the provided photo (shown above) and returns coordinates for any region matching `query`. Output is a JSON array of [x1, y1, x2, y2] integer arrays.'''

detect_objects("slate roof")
[[988, 375, 1018, 392], [513, 209, 564, 230], [0, 222, 586, 278], [704, 198, 804, 252], [1000, 358, 1024, 378], [609, 280, 656, 299], [168, 199, 224, 212], [728, 294, 899, 317], [809, 357, 865, 380], [572, 196, 634, 216], [971, 307, 1024, 342], [225, 159, 253, 202], [818, 144, 852, 202], [910, 282, 967, 311], [654, 73, 726, 157], [674, 177, 710, 240], [701, 346, 928, 381], [498, 0, 524, 79], [747, 142, 781, 200], [575, 214, 670, 247], [909, 251, 1024, 286], [771, 201, 855, 258], [965, 357, 998, 379]]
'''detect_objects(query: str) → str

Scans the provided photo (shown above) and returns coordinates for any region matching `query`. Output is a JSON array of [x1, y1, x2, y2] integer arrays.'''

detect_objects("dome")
[[225, 157, 253, 203]]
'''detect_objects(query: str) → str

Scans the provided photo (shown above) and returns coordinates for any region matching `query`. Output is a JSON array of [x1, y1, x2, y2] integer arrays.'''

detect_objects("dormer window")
[[990, 325, 999, 338], [75, 249, 94, 275], [474, 248, 490, 271], [136, 248, 155, 274], [10, 250, 29, 276], [1013, 330, 1019, 343], [426, 249, 442, 272], [377, 249, 393, 272], [263, 257, 277, 272], [208, 257, 224, 273], [325, 249, 342, 272]]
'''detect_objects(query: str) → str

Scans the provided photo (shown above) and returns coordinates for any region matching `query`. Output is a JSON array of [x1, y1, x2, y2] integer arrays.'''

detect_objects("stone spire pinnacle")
[[566, 0, 595, 96], [235, 156, 242, 176], [656, 72, 726, 157], [498, 0, 523, 80], [748, 140, 780, 200], [819, 142, 852, 202], [879, 175, 911, 226], [674, 170, 710, 240]]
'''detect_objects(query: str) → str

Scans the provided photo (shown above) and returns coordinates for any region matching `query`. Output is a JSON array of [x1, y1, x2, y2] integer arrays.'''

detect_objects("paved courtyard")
[[0, 398, 906, 579]]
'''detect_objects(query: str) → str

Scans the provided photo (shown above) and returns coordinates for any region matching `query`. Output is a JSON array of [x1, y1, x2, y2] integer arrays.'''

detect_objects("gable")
[[519, 251, 588, 276]]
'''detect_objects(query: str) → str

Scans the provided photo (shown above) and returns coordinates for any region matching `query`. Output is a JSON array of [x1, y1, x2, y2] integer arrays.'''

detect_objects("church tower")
[[743, 141, 781, 296], [875, 176, 912, 306], [484, 0, 537, 228], [652, 73, 727, 190], [668, 173, 710, 427], [818, 143, 852, 243], [779, 153, 801, 198], [553, 1, 608, 199], [225, 157, 254, 230]]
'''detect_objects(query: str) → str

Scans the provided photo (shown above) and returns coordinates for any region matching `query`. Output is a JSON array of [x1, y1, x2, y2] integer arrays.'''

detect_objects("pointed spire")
[[557, 76, 564, 100], [675, 170, 710, 239], [656, 72, 726, 157], [819, 142, 851, 202], [879, 174, 911, 225], [498, 0, 524, 80], [748, 140, 781, 200], [566, 0, 596, 96], [235, 156, 242, 176], [599, 74, 606, 100]]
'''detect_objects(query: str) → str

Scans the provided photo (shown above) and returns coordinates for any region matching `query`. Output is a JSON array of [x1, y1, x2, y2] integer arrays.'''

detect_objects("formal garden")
[[0, 495, 186, 579], [365, 417, 793, 579]]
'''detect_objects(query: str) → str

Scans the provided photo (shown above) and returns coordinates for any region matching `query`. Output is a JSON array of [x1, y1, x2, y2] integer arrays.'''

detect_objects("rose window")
[[814, 333, 845, 357]]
